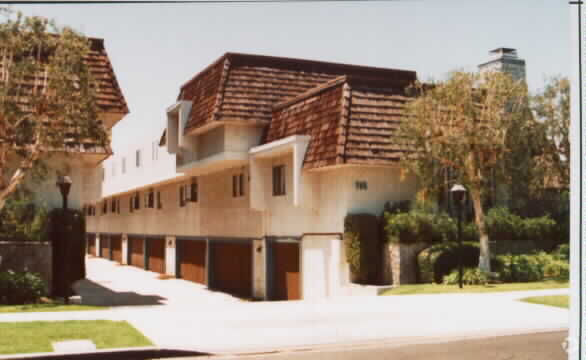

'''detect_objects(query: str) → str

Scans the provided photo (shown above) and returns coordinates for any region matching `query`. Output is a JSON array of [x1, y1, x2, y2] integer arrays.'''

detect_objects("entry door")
[[100, 235, 110, 259], [274, 242, 300, 300]]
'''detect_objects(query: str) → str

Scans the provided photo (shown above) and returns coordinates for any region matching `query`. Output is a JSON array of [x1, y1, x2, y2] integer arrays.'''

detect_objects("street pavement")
[[0, 257, 570, 356], [192, 331, 569, 360]]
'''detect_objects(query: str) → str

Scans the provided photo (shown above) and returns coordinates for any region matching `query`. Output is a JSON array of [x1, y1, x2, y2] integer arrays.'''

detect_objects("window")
[[232, 173, 244, 197], [355, 180, 368, 191], [122, 158, 126, 174], [117, 198, 121, 214], [272, 165, 286, 196], [190, 178, 198, 203], [136, 150, 141, 168], [179, 184, 186, 207], [129, 196, 134, 213], [147, 189, 155, 208], [134, 192, 140, 210], [111, 198, 116, 213], [157, 191, 162, 209], [102, 201, 108, 215]]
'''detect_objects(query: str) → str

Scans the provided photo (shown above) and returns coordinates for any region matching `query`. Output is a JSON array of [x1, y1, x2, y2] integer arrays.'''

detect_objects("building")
[[478, 47, 526, 83], [85, 53, 420, 301], [12, 38, 128, 212]]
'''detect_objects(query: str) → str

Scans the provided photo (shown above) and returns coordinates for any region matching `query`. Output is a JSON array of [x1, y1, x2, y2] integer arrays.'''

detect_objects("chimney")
[[478, 47, 526, 83]]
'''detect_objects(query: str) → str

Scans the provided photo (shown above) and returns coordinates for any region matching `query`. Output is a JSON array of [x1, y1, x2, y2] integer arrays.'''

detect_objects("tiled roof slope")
[[268, 76, 411, 169], [86, 38, 128, 115], [179, 53, 416, 133]]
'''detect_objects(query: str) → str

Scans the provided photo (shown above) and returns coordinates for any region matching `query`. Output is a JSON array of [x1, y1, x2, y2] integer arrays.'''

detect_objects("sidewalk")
[[0, 258, 569, 355]]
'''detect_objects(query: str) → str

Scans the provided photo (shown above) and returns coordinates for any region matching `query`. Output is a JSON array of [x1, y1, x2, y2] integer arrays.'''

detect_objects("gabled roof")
[[178, 52, 416, 134]]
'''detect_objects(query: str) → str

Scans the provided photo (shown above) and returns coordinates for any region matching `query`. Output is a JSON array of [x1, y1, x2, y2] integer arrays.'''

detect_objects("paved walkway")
[[0, 258, 570, 355]]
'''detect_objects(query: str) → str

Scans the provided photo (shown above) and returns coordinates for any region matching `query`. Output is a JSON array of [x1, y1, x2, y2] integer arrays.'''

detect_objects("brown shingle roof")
[[267, 76, 412, 169], [87, 38, 128, 115], [179, 52, 416, 133]]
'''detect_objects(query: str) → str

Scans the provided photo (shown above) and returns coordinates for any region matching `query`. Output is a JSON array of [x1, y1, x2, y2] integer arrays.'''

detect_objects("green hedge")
[[344, 214, 381, 284], [495, 252, 568, 282], [417, 242, 481, 284], [0, 271, 47, 305], [443, 267, 490, 285], [383, 209, 456, 244]]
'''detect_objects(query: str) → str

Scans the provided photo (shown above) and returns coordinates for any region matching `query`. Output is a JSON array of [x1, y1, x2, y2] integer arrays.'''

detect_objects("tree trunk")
[[470, 187, 491, 272]]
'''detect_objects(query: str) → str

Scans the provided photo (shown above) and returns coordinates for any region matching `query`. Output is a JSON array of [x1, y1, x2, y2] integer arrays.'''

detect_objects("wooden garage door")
[[100, 235, 110, 259], [180, 240, 207, 285], [274, 242, 300, 300], [111, 235, 122, 263], [212, 242, 252, 298], [87, 234, 96, 255], [148, 238, 166, 274], [129, 237, 145, 269]]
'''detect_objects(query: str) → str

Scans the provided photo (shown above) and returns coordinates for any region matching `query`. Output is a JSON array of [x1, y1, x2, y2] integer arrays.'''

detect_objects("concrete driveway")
[[0, 257, 569, 355]]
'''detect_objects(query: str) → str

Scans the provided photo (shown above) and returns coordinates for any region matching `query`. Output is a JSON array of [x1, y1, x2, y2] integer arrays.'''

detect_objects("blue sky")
[[12, 0, 569, 154]]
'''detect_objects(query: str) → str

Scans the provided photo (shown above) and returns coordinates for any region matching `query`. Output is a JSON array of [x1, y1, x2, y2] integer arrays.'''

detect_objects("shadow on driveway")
[[73, 279, 167, 307]]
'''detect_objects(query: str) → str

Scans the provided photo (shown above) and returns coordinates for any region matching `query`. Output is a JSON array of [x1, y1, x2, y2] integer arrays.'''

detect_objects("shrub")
[[0, 189, 50, 242], [543, 260, 570, 281], [485, 207, 556, 244], [443, 267, 491, 285], [384, 209, 456, 245], [0, 271, 47, 304], [553, 244, 570, 261], [417, 242, 481, 283], [496, 252, 559, 282], [344, 214, 380, 284]]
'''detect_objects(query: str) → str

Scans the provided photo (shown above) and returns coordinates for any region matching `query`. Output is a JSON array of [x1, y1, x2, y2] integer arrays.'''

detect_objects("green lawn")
[[0, 320, 153, 355], [0, 304, 107, 313], [381, 280, 569, 295], [520, 295, 569, 309]]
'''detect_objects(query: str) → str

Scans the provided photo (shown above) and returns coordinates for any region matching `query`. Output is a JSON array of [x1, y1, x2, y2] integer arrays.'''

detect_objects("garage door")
[[273, 242, 300, 300], [180, 240, 207, 285], [129, 236, 145, 269], [148, 237, 166, 274], [87, 234, 96, 256], [110, 235, 123, 263], [211, 242, 252, 298], [100, 235, 110, 259]]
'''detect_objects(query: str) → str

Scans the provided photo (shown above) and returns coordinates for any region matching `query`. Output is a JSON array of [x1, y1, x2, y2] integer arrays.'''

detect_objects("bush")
[[384, 209, 456, 245], [0, 189, 49, 242], [443, 267, 491, 285], [485, 207, 556, 243], [553, 244, 570, 261], [344, 214, 381, 284], [496, 252, 557, 282], [0, 271, 47, 304], [543, 260, 570, 281], [417, 242, 481, 283]]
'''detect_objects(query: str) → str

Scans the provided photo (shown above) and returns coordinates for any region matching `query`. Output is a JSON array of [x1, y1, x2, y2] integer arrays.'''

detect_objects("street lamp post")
[[55, 175, 72, 304], [56, 176, 72, 210], [450, 184, 467, 289]]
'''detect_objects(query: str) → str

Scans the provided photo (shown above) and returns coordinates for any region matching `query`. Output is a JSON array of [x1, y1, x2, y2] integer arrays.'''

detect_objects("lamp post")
[[56, 176, 72, 210], [450, 184, 467, 289], [55, 175, 72, 304]]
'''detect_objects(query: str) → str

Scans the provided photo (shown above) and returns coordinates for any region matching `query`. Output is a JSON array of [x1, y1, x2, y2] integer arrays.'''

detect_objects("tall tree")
[[532, 76, 570, 190], [0, 10, 107, 210], [398, 71, 529, 272]]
